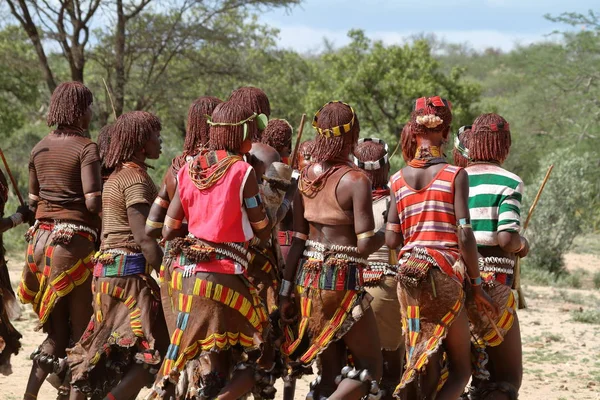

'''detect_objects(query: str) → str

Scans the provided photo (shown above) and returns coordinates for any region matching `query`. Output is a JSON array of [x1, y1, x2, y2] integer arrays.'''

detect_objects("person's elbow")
[[162, 226, 179, 241], [385, 231, 402, 250], [497, 231, 520, 253], [254, 226, 271, 242], [145, 225, 162, 239], [85, 198, 102, 214]]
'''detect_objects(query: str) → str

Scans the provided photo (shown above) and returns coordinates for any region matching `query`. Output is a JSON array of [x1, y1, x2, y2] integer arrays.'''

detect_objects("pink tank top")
[[178, 160, 254, 243]]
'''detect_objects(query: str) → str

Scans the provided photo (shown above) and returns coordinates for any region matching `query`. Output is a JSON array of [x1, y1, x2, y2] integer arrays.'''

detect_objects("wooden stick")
[[102, 78, 118, 121], [389, 137, 401, 160], [483, 307, 504, 342], [513, 164, 554, 309], [290, 114, 307, 169], [0, 148, 25, 206]]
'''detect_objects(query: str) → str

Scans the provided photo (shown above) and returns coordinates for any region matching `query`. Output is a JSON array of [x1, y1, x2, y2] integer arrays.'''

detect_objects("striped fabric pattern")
[[390, 165, 462, 278], [465, 164, 523, 247]]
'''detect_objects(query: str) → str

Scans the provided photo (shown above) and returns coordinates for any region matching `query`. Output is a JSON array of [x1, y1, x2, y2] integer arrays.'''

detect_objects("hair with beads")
[[311, 102, 360, 163], [409, 96, 453, 137], [228, 86, 271, 117], [354, 140, 389, 188], [104, 111, 161, 169], [47, 81, 93, 127], [209, 101, 258, 153], [401, 124, 417, 163], [452, 126, 472, 168], [185, 96, 223, 155], [261, 119, 292, 153], [469, 113, 511, 163]]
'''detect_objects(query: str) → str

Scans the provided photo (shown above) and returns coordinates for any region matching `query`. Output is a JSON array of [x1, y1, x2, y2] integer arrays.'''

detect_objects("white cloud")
[[271, 23, 551, 53]]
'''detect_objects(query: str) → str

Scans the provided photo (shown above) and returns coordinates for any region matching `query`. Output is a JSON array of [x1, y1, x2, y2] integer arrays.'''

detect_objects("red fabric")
[[372, 188, 390, 201], [390, 165, 463, 281], [178, 160, 254, 243]]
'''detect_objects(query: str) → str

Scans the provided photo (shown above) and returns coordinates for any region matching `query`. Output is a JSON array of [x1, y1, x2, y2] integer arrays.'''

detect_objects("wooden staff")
[[513, 164, 554, 309], [0, 148, 25, 206], [389, 137, 401, 160], [483, 307, 504, 342], [290, 113, 307, 169], [102, 78, 118, 121]]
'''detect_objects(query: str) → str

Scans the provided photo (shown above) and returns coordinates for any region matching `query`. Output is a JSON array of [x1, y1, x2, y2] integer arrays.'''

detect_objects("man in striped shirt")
[[454, 114, 529, 400]]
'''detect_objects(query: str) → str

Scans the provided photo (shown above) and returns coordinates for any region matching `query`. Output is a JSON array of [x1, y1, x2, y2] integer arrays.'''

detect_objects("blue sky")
[[261, 0, 597, 52]]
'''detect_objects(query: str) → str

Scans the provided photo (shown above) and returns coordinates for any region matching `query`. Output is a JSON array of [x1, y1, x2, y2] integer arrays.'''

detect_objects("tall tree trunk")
[[114, 0, 126, 117]]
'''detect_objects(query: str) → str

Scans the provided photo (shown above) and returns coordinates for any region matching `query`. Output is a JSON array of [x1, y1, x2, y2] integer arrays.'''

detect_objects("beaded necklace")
[[407, 145, 447, 168], [188, 149, 242, 190], [298, 161, 352, 197]]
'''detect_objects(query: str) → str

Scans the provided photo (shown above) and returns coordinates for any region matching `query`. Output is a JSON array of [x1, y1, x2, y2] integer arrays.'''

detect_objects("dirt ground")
[[1, 254, 599, 400]]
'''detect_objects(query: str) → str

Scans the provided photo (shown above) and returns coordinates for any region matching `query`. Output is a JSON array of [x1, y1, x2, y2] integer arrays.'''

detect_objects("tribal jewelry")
[[468, 275, 482, 286], [454, 125, 471, 160], [9, 213, 24, 227], [293, 231, 308, 241], [312, 101, 356, 137], [386, 222, 402, 233], [154, 196, 170, 209], [165, 216, 183, 229], [306, 240, 359, 254], [279, 279, 293, 297], [353, 138, 389, 170], [188, 150, 243, 191], [408, 145, 447, 168], [298, 163, 348, 197], [84, 191, 102, 199], [146, 219, 163, 229], [250, 215, 269, 231], [414, 96, 452, 112], [457, 218, 472, 230], [28, 193, 40, 202], [357, 230, 375, 240], [244, 194, 262, 209]]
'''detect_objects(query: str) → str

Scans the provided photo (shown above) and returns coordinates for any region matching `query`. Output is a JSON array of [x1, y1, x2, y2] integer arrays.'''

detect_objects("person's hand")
[[279, 295, 298, 326], [472, 285, 499, 320], [517, 236, 529, 258], [16, 205, 35, 227]]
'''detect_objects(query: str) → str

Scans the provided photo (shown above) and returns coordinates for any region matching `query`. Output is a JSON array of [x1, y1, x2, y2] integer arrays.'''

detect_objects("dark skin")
[[385, 128, 498, 400], [161, 155, 270, 400], [25, 105, 102, 400], [145, 167, 177, 239], [280, 157, 385, 400]]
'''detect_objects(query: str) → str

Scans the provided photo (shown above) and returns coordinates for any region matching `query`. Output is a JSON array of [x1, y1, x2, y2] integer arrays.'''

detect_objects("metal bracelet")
[[279, 279, 293, 297], [9, 213, 24, 228]]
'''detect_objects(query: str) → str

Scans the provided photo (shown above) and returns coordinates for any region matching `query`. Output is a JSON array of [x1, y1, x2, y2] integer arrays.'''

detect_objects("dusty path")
[[2, 254, 599, 400]]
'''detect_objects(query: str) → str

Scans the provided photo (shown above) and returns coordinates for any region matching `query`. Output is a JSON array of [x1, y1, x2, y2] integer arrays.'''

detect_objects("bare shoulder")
[[339, 168, 370, 189]]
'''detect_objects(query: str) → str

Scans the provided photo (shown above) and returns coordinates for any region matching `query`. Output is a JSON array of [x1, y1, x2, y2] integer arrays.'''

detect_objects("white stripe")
[[469, 183, 511, 197], [498, 211, 520, 222], [240, 165, 254, 241], [474, 232, 498, 246], [469, 206, 499, 220], [466, 165, 523, 184]]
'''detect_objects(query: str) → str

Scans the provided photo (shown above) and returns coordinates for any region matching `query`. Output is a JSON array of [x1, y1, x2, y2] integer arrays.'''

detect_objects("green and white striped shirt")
[[465, 164, 523, 247]]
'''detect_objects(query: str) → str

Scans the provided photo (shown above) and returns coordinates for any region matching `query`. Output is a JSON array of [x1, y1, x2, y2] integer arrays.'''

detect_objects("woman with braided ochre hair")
[[148, 100, 274, 400], [228, 86, 270, 141], [67, 111, 168, 400], [20, 81, 102, 399], [386, 96, 498, 400], [279, 101, 385, 400], [146, 96, 222, 239], [453, 114, 528, 400], [353, 138, 404, 400], [0, 170, 32, 376]]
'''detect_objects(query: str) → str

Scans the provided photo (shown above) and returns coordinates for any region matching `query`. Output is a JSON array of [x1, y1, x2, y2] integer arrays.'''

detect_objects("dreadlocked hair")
[[261, 119, 292, 153], [185, 96, 223, 155], [104, 111, 161, 169], [470, 113, 511, 163], [409, 97, 453, 137], [47, 81, 93, 127], [293, 139, 315, 170], [97, 124, 115, 178], [453, 126, 472, 168], [401, 124, 417, 163], [228, 86, 271, 117], [354, 140, 388, 188], [311, 102, 360, 163], [209, 101, 257, 153]]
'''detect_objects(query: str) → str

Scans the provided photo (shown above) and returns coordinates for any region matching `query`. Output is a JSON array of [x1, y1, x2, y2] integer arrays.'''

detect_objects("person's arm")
[[128, 203, 163, 272], [28, 154, 40, 217], [146, 174, 171, 238], [497, 180, 529, 257], [454, 170, 499, 316], [385, 192, 404, 249], [275, 179, 297, 224], [162, 190, 186, 241], [344, 171, 384, 257], [243, 169, 271, 242], [81, 161, 103, 214]]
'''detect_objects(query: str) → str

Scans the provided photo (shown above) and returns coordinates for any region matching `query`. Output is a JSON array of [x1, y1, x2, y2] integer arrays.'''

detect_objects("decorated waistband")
[[169, 235, 251, 270], [478, 256, 514, 275], [278, 231, 293, 246], [296, 256, 364, 291], [28, 221, 98, 244], [93, 251, 150, 277]]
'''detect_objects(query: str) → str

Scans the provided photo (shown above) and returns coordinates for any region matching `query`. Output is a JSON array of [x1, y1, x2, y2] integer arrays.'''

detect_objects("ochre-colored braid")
[[188, 155, 242, 190]]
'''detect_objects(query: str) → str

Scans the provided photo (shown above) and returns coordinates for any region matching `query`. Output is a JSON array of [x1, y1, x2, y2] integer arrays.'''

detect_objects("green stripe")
[[468, 173, 521, 190], [470, 194, 505, 208], [498, 218, 520, 227], [472, 219, 498, 232], [499, 203, 520, 216]]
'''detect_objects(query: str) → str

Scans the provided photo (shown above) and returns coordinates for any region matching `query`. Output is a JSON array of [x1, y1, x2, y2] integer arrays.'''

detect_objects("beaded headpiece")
[[312, 101, 356, 138], [207, 112, 265, 140], [454, 125, 471, 160], [353, 138, 389, 171]]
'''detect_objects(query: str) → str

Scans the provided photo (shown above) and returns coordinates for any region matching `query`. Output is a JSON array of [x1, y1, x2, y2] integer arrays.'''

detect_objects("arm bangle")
[[250, 215, 270, 231], [516, 237, 526, 253], [146, 219, 164, 229], [9, 213, 24, 228], [153, 197, 170, 209], [279, 279, 293, 297], [386, 222, 402, 233], [164, 216, 183, 229], [469, 275, 482, 286], [357, 230, 375, 240], [244, 194, 263, 209], [84, 191, 102, 199], [292, 231, 308, 241], [28, 193, 40, 202]]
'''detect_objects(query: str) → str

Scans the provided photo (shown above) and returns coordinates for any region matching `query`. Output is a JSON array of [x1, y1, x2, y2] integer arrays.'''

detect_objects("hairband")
[[312, 101, 356, 138], [207, 112, 268, 139], [454, 126, 471, 160], [414, 96, 452, 112], [353, 138, 389, 171]]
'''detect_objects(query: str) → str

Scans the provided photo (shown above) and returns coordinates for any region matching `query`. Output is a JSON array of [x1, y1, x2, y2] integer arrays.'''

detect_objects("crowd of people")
[[0, 82, 529, 400]]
